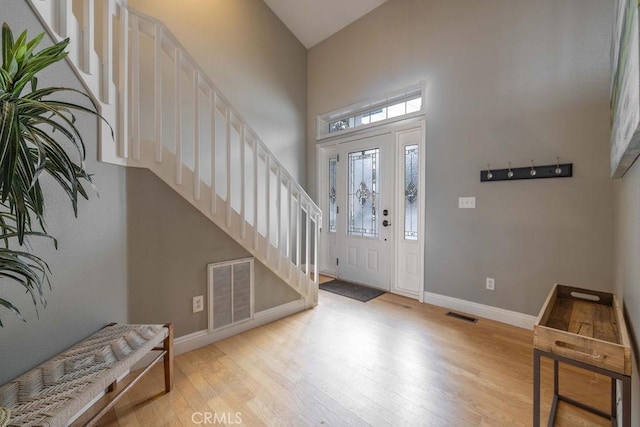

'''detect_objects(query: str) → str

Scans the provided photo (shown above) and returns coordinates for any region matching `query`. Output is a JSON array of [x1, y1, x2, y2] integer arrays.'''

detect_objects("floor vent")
[[446, 311, 478, 323]]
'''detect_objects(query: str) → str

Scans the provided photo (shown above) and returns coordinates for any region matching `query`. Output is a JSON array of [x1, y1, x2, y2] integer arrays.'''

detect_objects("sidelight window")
[[404, 144, 419, 240]]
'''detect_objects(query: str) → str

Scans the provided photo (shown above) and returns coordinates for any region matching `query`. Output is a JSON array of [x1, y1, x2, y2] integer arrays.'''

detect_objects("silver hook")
[[530, 159, 536, 176], [555, 157, 562, 175], [486, 163, 493, 180], [507, 162, 513, 178]]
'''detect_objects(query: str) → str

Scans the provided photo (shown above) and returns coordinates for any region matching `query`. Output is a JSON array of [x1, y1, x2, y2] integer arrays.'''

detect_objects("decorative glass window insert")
[[404, 144, 419, 240], [328, 156, 337, 233], [348, 149, 379, 238], [318, 84, 424, 139], [329, 96, 422, 134]]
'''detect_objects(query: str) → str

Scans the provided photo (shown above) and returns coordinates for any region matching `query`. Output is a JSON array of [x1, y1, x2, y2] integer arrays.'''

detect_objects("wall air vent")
[[208, 258, 254, 331]]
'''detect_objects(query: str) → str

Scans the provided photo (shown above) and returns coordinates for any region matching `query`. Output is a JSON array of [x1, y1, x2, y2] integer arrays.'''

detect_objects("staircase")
[[25, 0, 322, 307]]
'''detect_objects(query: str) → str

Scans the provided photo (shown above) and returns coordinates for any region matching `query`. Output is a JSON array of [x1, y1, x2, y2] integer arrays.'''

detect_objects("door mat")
[[319, 279, 385, 302]]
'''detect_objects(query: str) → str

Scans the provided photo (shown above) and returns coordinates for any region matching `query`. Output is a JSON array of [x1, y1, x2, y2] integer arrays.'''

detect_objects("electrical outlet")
[[486, 277, 495, 291], [192, 295, 204, 313], [459, 197, 476, 208]]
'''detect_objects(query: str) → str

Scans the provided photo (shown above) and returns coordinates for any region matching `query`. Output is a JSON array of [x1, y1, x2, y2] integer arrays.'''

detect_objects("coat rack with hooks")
[[480, 159, 572, 182]]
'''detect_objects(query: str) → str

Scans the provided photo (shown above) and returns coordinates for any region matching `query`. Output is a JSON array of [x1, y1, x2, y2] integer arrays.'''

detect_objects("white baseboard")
[[423, 291, 536, 330], [174, 298, 306, 355], [130, 298, 306, 371]]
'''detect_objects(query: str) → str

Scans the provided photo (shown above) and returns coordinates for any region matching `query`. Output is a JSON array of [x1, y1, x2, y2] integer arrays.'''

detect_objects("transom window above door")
[[316, 83, 425, 140]]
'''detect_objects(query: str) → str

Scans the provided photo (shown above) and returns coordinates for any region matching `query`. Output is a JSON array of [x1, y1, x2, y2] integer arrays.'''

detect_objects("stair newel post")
[[225, 108, 232, 228], [193, 70, 201, 200], [174, 48, 182, 185], [305, 200, 310, 281], [286, 178, 292, 278], [101, 0, 114, 105], [296, 191, 302, 288], [265, 154, 271, 260], [154, 24, 163, 163], [81, 0, 95, 74], [313, 210, 320, 305], [276, 164, 282, 270], [240, 124, 246, 239], [210, 90, 217, 214], [253, 142, 259, 251]]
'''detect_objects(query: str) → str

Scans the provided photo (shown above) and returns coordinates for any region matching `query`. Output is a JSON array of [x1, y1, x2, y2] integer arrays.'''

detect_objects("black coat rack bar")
[[480, 163, 572, 182]]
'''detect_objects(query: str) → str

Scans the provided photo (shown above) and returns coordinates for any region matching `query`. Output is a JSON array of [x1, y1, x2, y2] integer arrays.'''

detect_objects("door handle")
[[382, 220, 391, 227]]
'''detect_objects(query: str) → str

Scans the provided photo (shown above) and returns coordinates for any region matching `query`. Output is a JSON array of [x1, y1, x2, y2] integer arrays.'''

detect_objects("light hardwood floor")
[[82, 290, 612, 426]]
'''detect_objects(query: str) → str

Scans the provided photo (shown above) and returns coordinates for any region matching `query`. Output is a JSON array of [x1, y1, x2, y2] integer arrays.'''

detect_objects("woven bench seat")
[[0, 323, 173, 427]]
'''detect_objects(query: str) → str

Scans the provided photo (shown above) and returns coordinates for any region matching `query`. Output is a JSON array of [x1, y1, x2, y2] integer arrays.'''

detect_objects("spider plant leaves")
[[2, 23, 65, 97], [1, 23, 15, 75], [0, 24, 102, 242], [0, 100, 18, 202], [0, 299, 25, 326], [0, 23, 110, 325], [0, 225, 52, 326]]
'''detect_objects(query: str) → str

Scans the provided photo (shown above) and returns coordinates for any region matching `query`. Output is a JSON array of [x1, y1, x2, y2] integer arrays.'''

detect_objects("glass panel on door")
[[347, 149, 379, 238], [328, 156, 337, 233], [404, 144, 419, 240]]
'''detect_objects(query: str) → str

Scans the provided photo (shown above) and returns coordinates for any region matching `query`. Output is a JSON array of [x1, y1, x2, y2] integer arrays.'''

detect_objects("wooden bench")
[[0, 323, 173, 427]]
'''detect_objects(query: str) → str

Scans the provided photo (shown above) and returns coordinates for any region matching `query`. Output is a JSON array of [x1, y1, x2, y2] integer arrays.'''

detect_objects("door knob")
[[382, 220, 391, 227]]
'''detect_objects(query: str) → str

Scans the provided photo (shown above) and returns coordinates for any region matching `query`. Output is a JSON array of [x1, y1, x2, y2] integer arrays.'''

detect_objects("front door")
[[319, 122, 425, 299], [336, 134, 393, 290]]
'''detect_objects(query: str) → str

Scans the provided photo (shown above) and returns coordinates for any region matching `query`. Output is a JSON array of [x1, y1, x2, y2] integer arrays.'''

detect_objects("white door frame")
[[317, 116, 426, 300]]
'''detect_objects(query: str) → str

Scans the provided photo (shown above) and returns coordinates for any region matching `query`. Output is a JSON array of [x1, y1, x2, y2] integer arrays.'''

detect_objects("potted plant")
[[0, 23, 109, 326]]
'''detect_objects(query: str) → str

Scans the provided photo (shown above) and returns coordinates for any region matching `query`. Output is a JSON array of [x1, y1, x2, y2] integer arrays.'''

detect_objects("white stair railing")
[[26, 0, 322, 307]]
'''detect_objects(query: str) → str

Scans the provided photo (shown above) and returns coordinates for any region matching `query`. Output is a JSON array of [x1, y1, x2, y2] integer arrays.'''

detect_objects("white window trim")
[[316, 82, 425, 141]]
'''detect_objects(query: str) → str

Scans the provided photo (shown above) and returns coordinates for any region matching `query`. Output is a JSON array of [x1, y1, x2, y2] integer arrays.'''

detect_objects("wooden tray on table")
[[533, 284, 632, 376]]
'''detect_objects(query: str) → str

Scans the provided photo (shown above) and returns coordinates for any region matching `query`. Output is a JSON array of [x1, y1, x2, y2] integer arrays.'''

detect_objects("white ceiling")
[[263, 0, 388, 49]]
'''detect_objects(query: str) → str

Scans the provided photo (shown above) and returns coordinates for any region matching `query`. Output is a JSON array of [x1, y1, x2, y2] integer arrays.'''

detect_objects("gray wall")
[[127, 169, 300, 338], [0, 1, 129, 384], [613, 160, 640, 425], [308, 0, 614, 315], [128, 0, 308, 185]]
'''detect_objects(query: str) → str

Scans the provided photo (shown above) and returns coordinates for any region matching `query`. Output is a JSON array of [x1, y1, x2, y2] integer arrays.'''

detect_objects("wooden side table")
[[533, 284, 632, 426]]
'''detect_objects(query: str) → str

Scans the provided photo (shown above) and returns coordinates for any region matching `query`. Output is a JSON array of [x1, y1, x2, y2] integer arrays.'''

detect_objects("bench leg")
[[163, 323, 174, 392]]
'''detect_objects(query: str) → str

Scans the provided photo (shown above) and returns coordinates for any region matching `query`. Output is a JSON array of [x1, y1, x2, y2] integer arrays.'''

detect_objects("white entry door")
[[319, 122, 425, 299], [336, 134, 394, 290]]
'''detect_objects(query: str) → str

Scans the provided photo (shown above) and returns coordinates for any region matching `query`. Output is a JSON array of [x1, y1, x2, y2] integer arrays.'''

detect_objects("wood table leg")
[[163, 323, 174, 392]]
